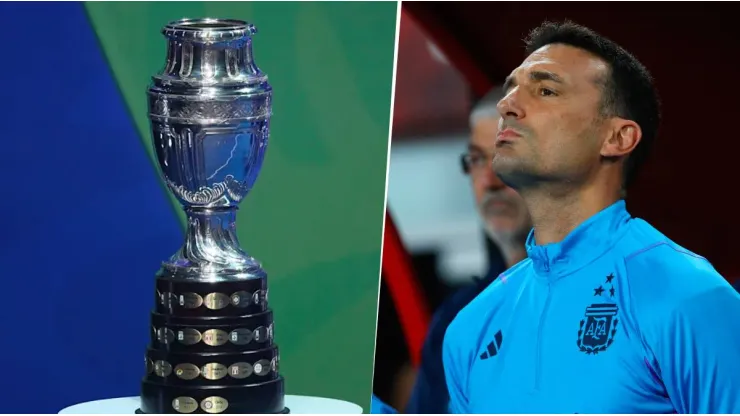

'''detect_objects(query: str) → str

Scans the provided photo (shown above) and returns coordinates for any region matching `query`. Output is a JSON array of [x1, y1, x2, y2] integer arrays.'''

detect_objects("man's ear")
[[601, 118, 642, 158]]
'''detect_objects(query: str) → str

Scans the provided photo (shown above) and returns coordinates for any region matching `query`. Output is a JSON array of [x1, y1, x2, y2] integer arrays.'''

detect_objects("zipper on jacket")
[[534, 282, 552, 391]]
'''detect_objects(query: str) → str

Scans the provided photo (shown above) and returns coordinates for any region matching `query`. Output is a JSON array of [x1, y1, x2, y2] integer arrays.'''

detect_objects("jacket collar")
[[525, 200, 632, 281]]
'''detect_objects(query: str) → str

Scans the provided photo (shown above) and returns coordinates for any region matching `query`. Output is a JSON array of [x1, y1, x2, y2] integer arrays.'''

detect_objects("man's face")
[[469, 116, 531, 243], [493, 44, 611, 189]]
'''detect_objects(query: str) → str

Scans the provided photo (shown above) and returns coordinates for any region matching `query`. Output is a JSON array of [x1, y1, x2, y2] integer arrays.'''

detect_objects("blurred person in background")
[[466, 89, 532, 269], [372, 87, 533, 414], [443, 21, 740, 413]]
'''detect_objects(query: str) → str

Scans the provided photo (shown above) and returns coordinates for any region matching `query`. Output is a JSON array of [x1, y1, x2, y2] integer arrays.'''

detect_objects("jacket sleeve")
[[442, 321, 470, 413], [652, 285, 740, 413]]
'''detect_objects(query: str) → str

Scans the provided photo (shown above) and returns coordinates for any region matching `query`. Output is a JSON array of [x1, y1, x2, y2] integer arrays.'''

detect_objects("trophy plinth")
[[140, 18, 285, 414]]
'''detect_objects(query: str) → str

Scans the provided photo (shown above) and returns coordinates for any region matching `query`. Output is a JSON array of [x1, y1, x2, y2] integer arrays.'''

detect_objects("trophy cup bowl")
[[139, 18, 286, 414]]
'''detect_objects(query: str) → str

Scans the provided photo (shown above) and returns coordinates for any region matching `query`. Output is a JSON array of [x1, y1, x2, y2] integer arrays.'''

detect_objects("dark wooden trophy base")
[[137, 272, 288, 414]]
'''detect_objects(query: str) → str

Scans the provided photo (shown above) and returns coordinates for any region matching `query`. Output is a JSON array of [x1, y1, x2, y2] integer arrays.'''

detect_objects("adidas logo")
[[479, 330, 503, 360]]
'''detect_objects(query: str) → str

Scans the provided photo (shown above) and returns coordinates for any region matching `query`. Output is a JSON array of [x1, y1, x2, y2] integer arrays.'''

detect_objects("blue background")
[[0, 3, 182, 412]]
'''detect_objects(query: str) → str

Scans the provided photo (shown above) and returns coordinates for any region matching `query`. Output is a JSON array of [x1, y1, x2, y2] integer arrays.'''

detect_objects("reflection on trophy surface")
[[139, 18, 286, 414]]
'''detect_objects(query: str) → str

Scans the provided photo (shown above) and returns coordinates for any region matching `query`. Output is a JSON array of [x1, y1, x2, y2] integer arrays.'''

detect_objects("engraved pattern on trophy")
[[139, 18, 286, 415], [150, 95, 272, 122]]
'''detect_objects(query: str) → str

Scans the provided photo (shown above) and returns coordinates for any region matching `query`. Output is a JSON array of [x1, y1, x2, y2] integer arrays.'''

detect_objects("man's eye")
[[470, 155, 485, 164], [539, 88, 556, 97]]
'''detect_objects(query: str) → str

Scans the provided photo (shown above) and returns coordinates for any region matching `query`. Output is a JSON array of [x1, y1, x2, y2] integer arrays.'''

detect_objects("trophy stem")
[[161, 207, 265, 280]]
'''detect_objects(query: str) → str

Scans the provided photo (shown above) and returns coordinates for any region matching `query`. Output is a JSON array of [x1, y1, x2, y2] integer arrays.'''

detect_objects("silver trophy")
[[140, 18, 286, 414]]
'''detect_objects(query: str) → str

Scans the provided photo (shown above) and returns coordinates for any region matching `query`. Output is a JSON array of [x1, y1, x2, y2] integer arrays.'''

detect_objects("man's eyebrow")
[[503, 70, 565, 93], [530, 70, 564, 84]]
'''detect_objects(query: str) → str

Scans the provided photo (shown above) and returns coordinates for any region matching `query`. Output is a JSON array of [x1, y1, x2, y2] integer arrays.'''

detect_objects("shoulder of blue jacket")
[[619, 218, 727, 307], [370, 394, 398, 414]]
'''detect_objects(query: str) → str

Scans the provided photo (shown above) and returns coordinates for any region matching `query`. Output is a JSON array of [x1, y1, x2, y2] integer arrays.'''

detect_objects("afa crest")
[[577, 303, 618, 354]]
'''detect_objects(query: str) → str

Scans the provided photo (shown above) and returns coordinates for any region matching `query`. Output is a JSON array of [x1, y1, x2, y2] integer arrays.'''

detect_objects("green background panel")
[[85, 1, 397, 411]]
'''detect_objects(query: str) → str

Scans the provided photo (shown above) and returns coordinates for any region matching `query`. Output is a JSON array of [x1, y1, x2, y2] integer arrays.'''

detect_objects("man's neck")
[[521, 182, 622, 246]]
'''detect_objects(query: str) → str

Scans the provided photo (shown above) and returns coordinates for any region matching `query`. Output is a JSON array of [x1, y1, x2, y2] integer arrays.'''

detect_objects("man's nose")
[[497, 89, 524, 120]]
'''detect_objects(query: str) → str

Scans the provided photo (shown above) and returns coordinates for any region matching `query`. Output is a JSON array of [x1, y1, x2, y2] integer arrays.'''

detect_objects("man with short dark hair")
[[443, 21, 740, 414]]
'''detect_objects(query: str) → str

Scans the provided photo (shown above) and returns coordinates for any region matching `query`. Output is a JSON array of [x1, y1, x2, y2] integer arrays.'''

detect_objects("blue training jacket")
[[443, 200, 740, 413]]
